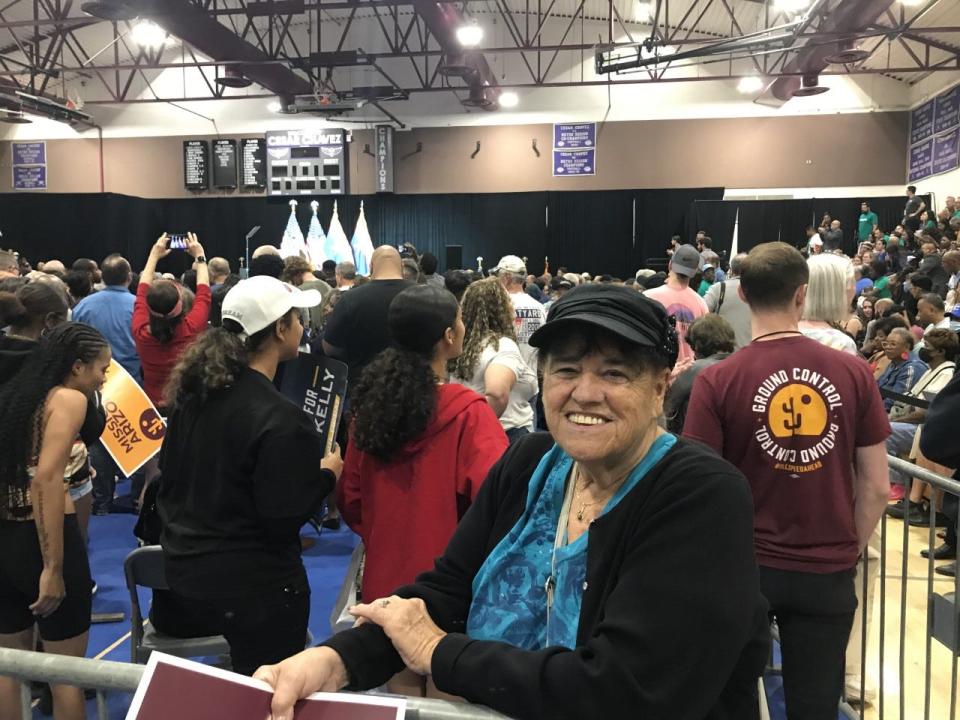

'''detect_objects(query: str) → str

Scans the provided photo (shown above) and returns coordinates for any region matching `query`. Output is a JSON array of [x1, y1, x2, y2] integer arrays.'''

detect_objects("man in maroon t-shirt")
[[684, 242, 890, 719]]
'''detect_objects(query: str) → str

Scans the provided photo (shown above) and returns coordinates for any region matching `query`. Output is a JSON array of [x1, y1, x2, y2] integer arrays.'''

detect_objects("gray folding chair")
[[123, 546, 232, 665]]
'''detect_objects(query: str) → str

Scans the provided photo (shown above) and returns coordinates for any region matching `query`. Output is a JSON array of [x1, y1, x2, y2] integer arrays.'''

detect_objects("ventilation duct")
[[769, 0, 895, 101]]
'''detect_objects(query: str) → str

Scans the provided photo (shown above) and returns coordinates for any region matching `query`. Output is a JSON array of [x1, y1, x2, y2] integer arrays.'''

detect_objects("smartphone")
[[167, 234, 188, 250]]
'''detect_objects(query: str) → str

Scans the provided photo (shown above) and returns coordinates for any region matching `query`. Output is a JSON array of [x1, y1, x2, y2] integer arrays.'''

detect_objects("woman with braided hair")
[[452, 276, 538, 442], [0, 322, 111, 720]]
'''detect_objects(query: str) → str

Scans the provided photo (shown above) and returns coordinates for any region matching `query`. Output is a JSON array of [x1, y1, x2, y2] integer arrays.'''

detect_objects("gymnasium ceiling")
[[0, 0, 957, 133]]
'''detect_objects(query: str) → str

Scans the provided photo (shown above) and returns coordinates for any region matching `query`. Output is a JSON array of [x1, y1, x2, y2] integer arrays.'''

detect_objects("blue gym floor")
[[28, 479, 833, 720]]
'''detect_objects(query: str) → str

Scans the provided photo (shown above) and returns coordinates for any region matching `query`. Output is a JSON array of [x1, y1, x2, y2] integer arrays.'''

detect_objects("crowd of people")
[[0, 183, 959, 720]]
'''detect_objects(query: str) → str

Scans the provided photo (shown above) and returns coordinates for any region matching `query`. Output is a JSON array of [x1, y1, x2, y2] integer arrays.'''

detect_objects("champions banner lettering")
[[99, 360, 166, 477], [279, 354, 349, 453]]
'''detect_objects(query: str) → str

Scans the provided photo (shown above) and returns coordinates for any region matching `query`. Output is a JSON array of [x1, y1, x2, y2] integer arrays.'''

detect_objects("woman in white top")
[[886, 327, 958, 526], [452, 277, 537, 443], [799, 254, 859, 355]]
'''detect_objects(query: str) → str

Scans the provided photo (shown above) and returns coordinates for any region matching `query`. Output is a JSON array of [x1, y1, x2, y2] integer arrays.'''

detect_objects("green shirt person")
[[858, 202, 879, 242]]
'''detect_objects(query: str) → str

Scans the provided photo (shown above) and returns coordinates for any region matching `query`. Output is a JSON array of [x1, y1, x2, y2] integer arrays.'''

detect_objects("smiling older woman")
[[255, 284, 770, 720]]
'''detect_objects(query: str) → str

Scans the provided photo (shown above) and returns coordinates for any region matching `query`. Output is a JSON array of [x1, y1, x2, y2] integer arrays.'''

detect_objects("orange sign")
[[99, 359, 166, 477]]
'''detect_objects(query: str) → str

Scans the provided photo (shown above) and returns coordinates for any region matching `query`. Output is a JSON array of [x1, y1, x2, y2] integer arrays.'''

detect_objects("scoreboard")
[[265, 128, 347, 196], [183, 140, 209, 190]]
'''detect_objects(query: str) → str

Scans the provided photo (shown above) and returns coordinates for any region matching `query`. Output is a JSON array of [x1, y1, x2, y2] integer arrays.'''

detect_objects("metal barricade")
[[840, 455, 960, 720], [0, 647, 508, 720]]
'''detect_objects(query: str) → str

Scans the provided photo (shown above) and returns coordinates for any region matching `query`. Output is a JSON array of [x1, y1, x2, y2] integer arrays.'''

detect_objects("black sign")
[[183, 140, 209, 190], [265, 128, 347, 197], [279, 353, 349, 454], [375, 125, 394, 193], [241, 137, 267, 189], [212, 139, 237, 189]]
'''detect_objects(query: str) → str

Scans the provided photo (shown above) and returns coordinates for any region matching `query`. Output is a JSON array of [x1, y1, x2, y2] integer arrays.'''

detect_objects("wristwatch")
[[195, 256, 207, 264]]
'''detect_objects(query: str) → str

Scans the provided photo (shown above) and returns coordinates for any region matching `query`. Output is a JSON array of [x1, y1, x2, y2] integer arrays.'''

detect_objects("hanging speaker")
[[445, 245, 463, 271]]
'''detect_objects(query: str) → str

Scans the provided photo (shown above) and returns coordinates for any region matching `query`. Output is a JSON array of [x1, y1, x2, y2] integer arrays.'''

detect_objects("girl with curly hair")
[[0, 322, 110, 720], [156, 275, 342, 675], [452, 277, 538, 442], [340, 287, 507, 685]]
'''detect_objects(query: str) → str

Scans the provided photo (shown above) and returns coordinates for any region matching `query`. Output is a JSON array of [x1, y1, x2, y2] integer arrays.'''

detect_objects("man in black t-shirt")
[[323, 245, 411, 389], [903, 185, 926, 231]]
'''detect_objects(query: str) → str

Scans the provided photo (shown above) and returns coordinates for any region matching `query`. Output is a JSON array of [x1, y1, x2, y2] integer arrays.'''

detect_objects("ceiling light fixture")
[[216, 66, 253, 88], [130, 19, 170, 50], [498, 91, 519, 109], [824, 40, 870, 64], [636, 1, 653, 21], [792, 73, 829, 97], [0, 110, 31, 124], [267, 100, 283, 113], [80, 1, 138, 21], [773, 0, 810, 13], [737, 76, 764, 94], [456, 19, 483, 48]]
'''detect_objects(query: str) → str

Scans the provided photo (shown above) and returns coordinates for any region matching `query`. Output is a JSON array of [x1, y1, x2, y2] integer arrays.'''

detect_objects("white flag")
[[351, 201, 374, 276], [730, 208, 740, 258], [306, 200, 327, 266], [326, 200, 353, 265], [279, 200, 307, 260]]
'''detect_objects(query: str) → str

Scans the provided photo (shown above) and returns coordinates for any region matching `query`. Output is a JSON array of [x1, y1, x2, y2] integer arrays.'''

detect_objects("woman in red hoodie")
[[133, 233, 211, 411], [132, 233, 211, 504], [339, 284, 507, 694]]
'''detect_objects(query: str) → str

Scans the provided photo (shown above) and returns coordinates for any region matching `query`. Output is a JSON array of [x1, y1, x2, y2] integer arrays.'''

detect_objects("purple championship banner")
[[12, 165, 46, 190], [908, 139, 933, 183], [553, 122, 596, 149], [12, 141, 45, 166], [553, 148, 596, 176], [934, 85, 960, 135], [932, 128, 960, 176], [911, 100, 935, 146]]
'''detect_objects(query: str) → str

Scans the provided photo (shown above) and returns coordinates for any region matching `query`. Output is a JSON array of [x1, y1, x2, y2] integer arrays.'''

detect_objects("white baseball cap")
[[221, 276, 322, 336], [493, 255, 527, 274]]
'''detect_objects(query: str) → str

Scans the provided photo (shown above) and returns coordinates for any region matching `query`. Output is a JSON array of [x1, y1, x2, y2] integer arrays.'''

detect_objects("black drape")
[[688, 195, 927, 259], [0, 188, 723, 277]]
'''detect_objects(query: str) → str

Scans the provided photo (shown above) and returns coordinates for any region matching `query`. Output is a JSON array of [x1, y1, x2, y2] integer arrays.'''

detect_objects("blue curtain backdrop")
[[0, 188, 721, 277]]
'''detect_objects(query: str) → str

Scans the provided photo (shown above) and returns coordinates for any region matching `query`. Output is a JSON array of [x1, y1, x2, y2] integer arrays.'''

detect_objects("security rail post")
[[0, 648, 509, 720], [843, 455, 960, 720]]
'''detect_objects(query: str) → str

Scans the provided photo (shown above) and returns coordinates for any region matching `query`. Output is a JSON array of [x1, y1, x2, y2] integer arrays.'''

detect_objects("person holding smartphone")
[[133, 233, 211, 412], [129, 234, 211, 507]]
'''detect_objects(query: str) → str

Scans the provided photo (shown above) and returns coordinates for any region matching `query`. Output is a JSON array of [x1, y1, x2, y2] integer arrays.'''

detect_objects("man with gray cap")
[[643, 244, 708, 369], [494, 254, 547, 373]]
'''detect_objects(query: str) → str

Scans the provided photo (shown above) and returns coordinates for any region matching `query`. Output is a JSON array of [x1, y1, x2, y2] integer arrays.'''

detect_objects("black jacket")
[[325, 433, 770, 720], [918, 254, 950, 298], [920, 371, 960, 473]]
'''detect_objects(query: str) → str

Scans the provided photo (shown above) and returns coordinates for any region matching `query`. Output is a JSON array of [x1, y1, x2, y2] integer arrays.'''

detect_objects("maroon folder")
[[127, 653, 405, 720]]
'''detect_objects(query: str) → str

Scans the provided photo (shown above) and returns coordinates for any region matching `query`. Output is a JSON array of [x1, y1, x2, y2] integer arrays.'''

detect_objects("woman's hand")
[[254, 647, 349, 720], [349, 596, 446, 675], [321, 443, 344, 479], [186, 232, 206, 260], [149, 234, 172, 262], [30, 567, 65, 617]]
